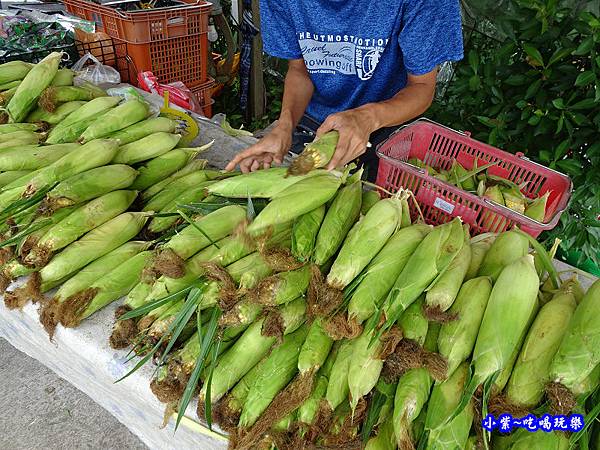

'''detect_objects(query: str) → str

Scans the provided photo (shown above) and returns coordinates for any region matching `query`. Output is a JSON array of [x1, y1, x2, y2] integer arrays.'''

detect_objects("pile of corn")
[[408, 157, 548, 222], [106, 160, 599, 450], [0, 55, 231, 335], [2, 57, 599, 450]]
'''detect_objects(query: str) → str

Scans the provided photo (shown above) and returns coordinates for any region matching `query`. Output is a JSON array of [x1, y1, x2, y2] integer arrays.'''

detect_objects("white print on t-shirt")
[[298, 31, 389, 80]]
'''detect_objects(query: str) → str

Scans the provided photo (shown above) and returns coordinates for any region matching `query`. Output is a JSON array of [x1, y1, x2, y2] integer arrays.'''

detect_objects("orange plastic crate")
[[190, 77, 215, 118], [64, 0, 210, 86]]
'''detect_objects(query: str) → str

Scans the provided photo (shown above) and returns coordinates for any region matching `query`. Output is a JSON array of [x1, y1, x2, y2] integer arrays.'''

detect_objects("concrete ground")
[[0, 338, 147, 450]]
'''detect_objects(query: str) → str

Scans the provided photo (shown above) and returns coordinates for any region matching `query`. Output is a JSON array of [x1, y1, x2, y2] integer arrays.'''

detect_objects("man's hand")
[[316, 108, 378, 170], [225, 125, 292, 173]]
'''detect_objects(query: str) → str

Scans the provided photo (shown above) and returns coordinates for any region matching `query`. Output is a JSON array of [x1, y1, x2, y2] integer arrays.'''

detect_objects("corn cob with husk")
[[477, 230, 529, 281], [313, 175, 362, 265], [58, 250, 153, 328], [453, 255, 539, 422], [247, 171, 343, 235], [378, 218, 465, 336], [363, 380, 396, 450], [0, 123, 44, 134], [0, 171, 31, 188], [287, 131, 339, 175], [393, 367, 432, 450], [348, 224, 431, 323], [45, 96, 120, 144], [40, 241, 151, 337], [146, 183, 211, 234], [327, 196, 405, 291], [547, 278, 600, 414], [524, 191, 550, 222], [361, 189, 381, 215], [291, 205, 326, 262], [6, 52, 61, 123], [250, 265, 311, 306], [0, 143, 79, 171], [424, 229, 472, 321], [39, 86, 104, 112], [0, 80, 20, 91], [39, 164, 137, 214], [497, 426, 570, 450], [496, 280, 578, 413], [23, 190, 137, 268], [465, 233, 496, 279], [108, 116, 178, 145], [0, 86, 18, 106], [50, 68, 73, 87], [238, 324, 309, 428], [142, 170, 210, 212], [437, 276, 493, 379], [26, 101, 86, 125], [0, 130, 43, 146], [199, 298, 306, 405], [79, 99, 149, 143], [326, 339, 354, 410], [130, 148, 199, 191], [0, 60, 32, 85], [112, 132, 181, 165], [141, 159, 208, 200]]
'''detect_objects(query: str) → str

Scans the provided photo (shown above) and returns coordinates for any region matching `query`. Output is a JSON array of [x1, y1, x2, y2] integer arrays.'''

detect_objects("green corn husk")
[[287, 131, 339, 175], [505, 282, 577, 408], [146, 184, 209, 234], [50, 68, 74, 87], [425, 362, 469, 434], [461, 255, 539, 412], [380, 218, 465, 332], [465, 233, 496, 280], [26, 101, 86, 125], [207, 167, 320, 199], [313, 177, 362, 265], [0, 86, 18, 105], [108, 116, 178, 145], [130, 148, 198, 191], [238, 324, 309, 428], [0, 80, 20, 91], [142, 171, 210, 212], [41, 165, 137, 212], [6, 52, 60, 123], [39, 86, 101, 112], [24, 190, 137, 267], [524, 191, 549, 222], [477, 230, 529, 281], [0, 123, 42, 134], [4, 139, 120, 196], [364, 380, 396, 450], [0, 143, 79, 171], [141, 159, 208, 200], [159, 204, 247, 260], [298, 319, 333, 376], [0, 61, 32, 85], [37, 212, 148, 287], [200, 298, 306, 404], [60, 250, 153, 326], [393, 368, 432, 450], [327, 197, 404, 290], [228, 252, 273, 289], [45, 96, 121, 144], [112, 132, 181, 165], [494, 327, 530, 394], [437, 277, 493, 379], [52, 241, 151, 304], [501, 185, 526, 213], [79, 99, 149, 143], [347, 323, 384, 411], [291, 204, 326, 262], [0, 171, 31, 188], [399, 296, 429, 345], [326, 339, 355, 411], [247, 171, 342, 235], [427, 402, 474, 450], [348, 224, 433, 323], [501, 427, 569, 450], [252, 265, 311, 306], [361, 189, 381, 215], [549, 279, 600, 393], [424, 236, 472, 317], [0, 130, 42, 145]]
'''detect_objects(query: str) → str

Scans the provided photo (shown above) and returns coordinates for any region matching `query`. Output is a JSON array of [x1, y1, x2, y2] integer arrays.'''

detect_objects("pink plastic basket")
[[375, 118, 572, 238]]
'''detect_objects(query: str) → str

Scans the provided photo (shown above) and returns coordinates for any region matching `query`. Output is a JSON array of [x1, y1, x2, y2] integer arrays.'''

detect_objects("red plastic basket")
[[375, 118, 572, 238], [64, 0, 210, 86]]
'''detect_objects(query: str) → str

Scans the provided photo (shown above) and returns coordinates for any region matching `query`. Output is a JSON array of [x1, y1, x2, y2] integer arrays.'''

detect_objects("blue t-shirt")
[[259, 0, 464, 123]]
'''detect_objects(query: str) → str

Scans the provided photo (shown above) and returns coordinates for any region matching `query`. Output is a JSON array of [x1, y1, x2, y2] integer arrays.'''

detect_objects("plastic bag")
[[137, 71, 202, 113], [72, 52, 120, 85]]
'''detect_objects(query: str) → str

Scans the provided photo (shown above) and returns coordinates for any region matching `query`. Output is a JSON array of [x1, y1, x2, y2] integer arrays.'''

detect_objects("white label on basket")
[[434, 197, 455, 214]]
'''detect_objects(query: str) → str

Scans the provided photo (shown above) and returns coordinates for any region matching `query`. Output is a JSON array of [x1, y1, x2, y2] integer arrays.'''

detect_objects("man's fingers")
[[239, 158, 253, 174], [316, 117, 335, 138], [250, 159, 260, 172], [327, 132, 350, 170], [225, 145, 264, 171]]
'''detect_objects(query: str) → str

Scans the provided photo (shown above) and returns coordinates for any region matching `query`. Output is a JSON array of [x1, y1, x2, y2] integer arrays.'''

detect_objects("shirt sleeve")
[[399, 0, 464, 75], [259, 0, 303, 60]]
